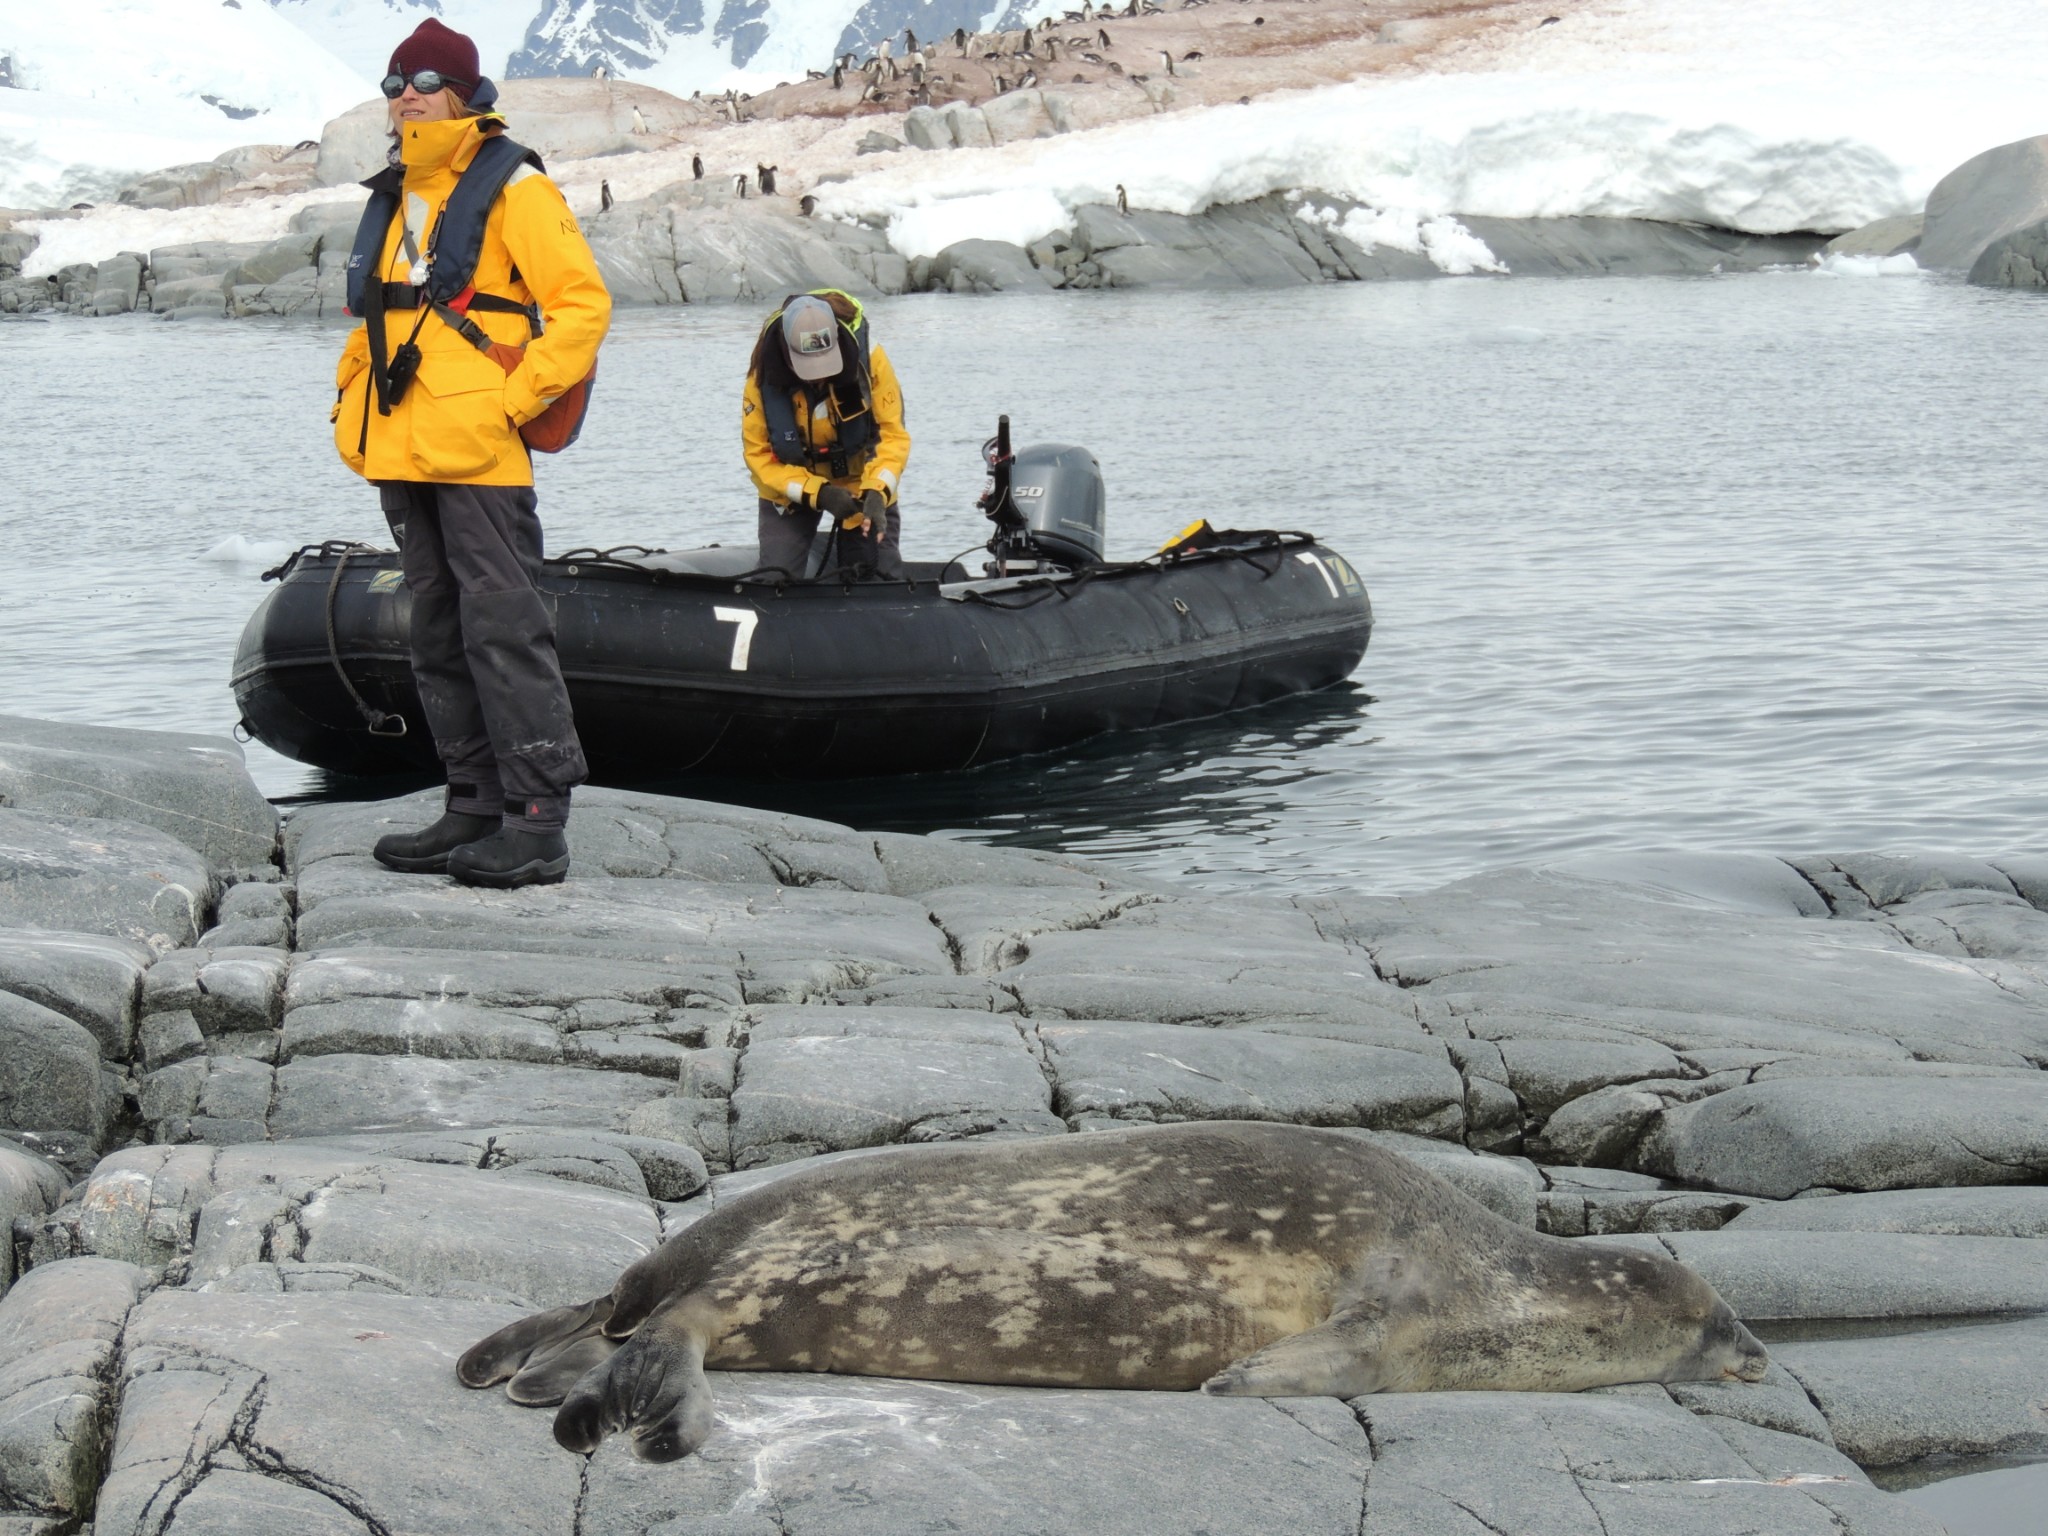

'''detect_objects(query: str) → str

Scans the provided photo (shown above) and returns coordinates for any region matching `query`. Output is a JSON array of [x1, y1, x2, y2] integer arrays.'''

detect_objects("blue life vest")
[[343, 131, 545, 318]]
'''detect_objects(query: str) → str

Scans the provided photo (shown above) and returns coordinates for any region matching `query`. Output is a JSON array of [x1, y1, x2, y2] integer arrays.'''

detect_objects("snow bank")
[[16, 186, 361, 279], [0, 0, 371, 208], [816, 0, 2048, 256], [1810, 252, 1922, 278]]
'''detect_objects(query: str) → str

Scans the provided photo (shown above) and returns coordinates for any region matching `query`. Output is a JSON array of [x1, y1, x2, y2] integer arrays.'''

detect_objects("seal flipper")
[[1200, 1302, 1395, 1398], [457, 1294, 615, 1391], [554, 1299, 716, 1463]]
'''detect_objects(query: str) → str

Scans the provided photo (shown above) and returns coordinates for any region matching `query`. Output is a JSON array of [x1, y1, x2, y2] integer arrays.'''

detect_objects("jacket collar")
[[396, 114, 501, 177]]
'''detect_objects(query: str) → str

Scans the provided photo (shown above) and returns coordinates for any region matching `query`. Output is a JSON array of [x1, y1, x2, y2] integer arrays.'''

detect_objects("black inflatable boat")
[[232, 422, 1372, 780]]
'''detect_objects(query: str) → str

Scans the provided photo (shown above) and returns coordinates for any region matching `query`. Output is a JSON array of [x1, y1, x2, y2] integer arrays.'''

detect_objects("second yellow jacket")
[[742, 344, 911, 509]]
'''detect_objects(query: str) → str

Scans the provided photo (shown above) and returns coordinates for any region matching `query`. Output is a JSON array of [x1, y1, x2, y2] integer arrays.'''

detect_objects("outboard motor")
[[978, 415, 1107, 574]]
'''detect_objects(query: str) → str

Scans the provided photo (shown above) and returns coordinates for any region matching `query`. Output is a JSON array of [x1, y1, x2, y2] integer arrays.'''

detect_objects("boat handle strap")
[[324, 550, 409, 738]]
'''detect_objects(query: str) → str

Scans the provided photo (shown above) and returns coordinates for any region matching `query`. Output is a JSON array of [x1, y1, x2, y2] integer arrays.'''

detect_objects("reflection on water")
[[8, 273, 2048, 895]]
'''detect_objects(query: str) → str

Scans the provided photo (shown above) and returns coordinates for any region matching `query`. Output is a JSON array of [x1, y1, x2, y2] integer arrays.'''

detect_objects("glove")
[[815, 483, 856, 519], [860, 489, 887, 531]]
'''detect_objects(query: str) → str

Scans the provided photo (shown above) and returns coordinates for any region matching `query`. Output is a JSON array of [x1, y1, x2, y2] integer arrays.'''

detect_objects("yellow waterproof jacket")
[[331, 115, 611, 486], [742, 343, 911, 508]]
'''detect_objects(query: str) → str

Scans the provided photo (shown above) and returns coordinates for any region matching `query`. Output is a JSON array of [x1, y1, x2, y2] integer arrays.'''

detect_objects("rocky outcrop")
[[314, 78, 713, 188], [2, 714, 2044, 1532], [1825, 213, 1923, 259], [1919, 132, 2048, 271], [115, 143, 320, 212]]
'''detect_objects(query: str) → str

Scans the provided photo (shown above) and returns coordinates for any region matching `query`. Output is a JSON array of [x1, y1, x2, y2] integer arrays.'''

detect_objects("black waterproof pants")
[[757, 498, 903, 580], [380, 482, 586, 829]]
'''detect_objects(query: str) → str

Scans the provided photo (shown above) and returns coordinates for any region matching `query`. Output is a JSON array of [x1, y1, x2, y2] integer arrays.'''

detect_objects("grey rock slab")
[[0, 1142, 66, 1292], [1656, 1230, 2048, 1321], [1823, 851, 2017, 908], [1499, 1038, 1688, 1118], [308, 1126, 708, 1200], [292, 874, 948, 984], [870, 831, 1134, 897], [1035, 1019, 1464, 1138], [1540, 852, 1830, 918], [1459, 215, 1824, 275], [931, 237, 1057, 294], [281, 998, 565, 1065], [1355, 1389, 1917, 1536], [0, 713, 276, 873], [269, 1054, 677, 1139], [104, 1292, 574, 1536], [579, 1371, 1369, 1536], [1826, 214, 1924, 258], [0, 1258, 147, 1519], [1321, 865, 2048, 1066], [1352, 1130, 1541, 1227], [160, 1467, 372, 1535], [1775, 1315, 2048, 1466], [729, 1006, 1057, 1167], [1725, 1185, 2048, 1237], [143, 945, 286, 1036], [185, 1158, 658, 1307], [1639, 1077, 2048, 1198], [1665, 1361, 1838, 1445], [0, 808, 216, 953], [284, 944, 734, 1016], [0, 990, 108, 1143], [0, 927, 149, 1059], [923, 885, 1164, 974], [1919, 133, 2048, 270]]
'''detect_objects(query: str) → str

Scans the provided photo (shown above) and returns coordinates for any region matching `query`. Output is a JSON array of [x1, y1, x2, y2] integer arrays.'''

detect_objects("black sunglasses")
[[381, 69, 465, 99]]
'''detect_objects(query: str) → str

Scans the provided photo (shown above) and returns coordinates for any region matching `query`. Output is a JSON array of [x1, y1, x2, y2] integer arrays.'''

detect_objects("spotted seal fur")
[[457, 1121, 1767, 1461]]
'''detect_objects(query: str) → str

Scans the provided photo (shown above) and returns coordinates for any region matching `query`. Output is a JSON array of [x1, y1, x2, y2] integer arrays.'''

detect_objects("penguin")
[[591, 62, 609, 79], [599, 179, 614, 212], [758, 163, 778, 195], [630, 104, 647, 133], [904, 26, 918, 52], [1081, 50, 1104, 63], [953, 26, 967, 51], [799, 194, 817, 217], [1098, 26, 1111, 45], [995, 73, 1009, 92], [832, 61, 844, 88], [1045, 36, 1061, 59], [693, 153, 705, 179], [1019, 68, 1037, 88], [1107, 59, 1123, 74], [1162, 49, 1174, 74], [878, 37, 892, 60], [1183, 48, 1203, 59], [1539, 14, 1560, 24], [735, 173, 748, 197], [1116, 183, 1128, 213]]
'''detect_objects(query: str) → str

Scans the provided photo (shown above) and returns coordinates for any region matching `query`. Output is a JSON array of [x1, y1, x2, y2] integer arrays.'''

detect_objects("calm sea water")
[[4, 272, 2047, 896]]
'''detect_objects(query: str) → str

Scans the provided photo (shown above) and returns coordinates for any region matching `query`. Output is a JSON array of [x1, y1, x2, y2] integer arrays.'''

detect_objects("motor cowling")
[[1008, 443, 1107, 568]]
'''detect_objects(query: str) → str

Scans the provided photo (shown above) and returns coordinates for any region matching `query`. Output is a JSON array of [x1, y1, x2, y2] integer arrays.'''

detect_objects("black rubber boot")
[[447, 822, 570, 889], [372, 810, 501, 874]]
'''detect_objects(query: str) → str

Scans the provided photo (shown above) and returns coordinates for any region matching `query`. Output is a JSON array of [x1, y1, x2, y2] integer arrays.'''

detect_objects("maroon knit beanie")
[[388, 19, 480, 102]]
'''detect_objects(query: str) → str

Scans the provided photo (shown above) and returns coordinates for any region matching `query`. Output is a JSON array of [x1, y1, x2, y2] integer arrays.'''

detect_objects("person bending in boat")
[[743, 290, 911, 580], [330, 18, 610, 889]]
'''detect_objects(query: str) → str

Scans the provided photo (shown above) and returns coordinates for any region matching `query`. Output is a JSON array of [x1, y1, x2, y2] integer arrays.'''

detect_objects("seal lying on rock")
[[457, 1121, 1767, 1461]]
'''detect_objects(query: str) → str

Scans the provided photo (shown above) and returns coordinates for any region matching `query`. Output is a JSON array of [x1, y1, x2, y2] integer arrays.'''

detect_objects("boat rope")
[[321, 546, 408, 738], [962, 530, 1321, 609]]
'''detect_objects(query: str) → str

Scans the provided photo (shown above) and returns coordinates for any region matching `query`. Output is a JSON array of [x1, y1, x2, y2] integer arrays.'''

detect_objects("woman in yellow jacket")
[[743, 290, 911, 579], [331, 19, 610, 889]]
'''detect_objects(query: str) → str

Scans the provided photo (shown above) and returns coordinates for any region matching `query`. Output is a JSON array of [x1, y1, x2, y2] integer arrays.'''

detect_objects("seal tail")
[[456, 1294, 617, 1399], [554, 1298, 717, 1463]]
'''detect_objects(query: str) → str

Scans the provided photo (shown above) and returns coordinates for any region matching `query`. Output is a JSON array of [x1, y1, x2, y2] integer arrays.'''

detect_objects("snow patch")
[[1296, 202, 1505, 275], [0, 0, 371, 208], [17, 187, 361, 280]]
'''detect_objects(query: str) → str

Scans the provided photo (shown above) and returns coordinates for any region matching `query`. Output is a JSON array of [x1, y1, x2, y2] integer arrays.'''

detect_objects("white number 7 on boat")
[[1295, 551, 1340, 598], [712, 607, 759, 671]]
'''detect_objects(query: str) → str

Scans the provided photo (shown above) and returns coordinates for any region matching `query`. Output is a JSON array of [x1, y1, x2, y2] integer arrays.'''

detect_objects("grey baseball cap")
[[781, 295, 843, 380]]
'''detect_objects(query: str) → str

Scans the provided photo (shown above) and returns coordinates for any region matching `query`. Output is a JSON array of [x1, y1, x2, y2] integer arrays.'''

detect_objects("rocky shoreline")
[[1, 709, 2044, 1533]]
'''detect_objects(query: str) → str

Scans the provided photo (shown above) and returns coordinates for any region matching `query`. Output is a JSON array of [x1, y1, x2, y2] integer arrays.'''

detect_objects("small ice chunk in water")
[[202, 535, 296, 565], [1810, 252, 1921, 277]]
